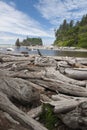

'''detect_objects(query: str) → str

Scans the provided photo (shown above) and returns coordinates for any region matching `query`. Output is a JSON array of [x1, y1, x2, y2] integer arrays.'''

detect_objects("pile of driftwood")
[[0, 52, 87, 130]]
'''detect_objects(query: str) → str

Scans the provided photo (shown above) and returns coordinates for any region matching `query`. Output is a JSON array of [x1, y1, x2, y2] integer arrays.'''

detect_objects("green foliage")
[[39, 104, 58, 130], [15, 37, 43, 46], [78, 36, 87, 48], [54, 14, 87, 48]]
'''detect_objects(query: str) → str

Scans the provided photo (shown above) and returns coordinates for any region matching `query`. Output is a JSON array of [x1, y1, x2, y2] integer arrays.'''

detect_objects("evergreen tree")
[[69, 20, 74, 28], [62, 19, 67, 30], [53, 14, 87, 48], [15, 38, 20, 47]]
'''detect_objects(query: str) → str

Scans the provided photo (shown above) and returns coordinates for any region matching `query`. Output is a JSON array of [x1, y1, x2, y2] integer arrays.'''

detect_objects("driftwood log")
[[60, 101, 87, 129], [0, 52, 87, 130], [0, 110, 30, 130], [0, 76, 40, 104], [45, 67, 86, 87], [30, 77, 87, 97], [0, 92, 48, 130], [58, 60, 87, 80], [64, 68, 87, 80]]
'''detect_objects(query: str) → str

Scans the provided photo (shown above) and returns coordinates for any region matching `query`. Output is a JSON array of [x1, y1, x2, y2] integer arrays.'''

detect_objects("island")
[[15, 37, 43, 47]]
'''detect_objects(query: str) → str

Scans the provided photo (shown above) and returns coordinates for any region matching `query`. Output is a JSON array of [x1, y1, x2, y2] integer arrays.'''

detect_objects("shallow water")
[[0, 46, 87, 57]]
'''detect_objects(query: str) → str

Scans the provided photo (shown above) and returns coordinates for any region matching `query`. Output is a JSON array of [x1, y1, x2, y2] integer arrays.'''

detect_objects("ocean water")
[[0, 44, 14, 47], [0, 45, 87, 57]]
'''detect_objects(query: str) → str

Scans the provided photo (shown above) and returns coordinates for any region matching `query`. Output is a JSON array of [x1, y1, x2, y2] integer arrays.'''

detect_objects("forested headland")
[[54, 14, 87, 48], [15, 37, 43, 46]]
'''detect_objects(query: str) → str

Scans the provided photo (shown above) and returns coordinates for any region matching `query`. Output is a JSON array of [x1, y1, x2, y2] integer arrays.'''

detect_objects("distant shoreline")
[[0, 45, 87, 54]]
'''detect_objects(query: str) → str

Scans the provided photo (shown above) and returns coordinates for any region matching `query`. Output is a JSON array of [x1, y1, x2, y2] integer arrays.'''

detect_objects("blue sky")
[[0, 0, 87, 45]]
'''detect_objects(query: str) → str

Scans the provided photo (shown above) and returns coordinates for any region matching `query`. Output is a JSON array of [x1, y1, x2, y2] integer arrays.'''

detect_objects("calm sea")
[[0, 44, 87, 57]]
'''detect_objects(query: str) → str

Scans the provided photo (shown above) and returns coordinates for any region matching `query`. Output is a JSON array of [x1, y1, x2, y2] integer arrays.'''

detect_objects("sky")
[[0, 0, 87, 46]]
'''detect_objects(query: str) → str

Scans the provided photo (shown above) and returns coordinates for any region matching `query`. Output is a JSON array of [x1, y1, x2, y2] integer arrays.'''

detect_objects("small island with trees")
[[15, 37, 43, 47]]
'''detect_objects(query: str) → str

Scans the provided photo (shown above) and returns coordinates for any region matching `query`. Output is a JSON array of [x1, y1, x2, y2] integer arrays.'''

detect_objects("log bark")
[[40, 94, 53, 103], [34, 57, 57, 67], [67, 60, 87, 68], [48, 56, 87, 65], [60, 101, 87, 130], [51, 98, 87, 113], [27, 106, 42, 118], [45, 67, 86, 87], [52, 93, 87, 101], [2, 55, 35, 62], [0, 110, 30, 130], [0, 92, 48, 130], [0, 75, 40, 104], [30, 77, 87, 97], [10, 63, 45, 72], [64, 68, 87, 80], [10, 70, 45, 79], [42, 93, 87, 114]]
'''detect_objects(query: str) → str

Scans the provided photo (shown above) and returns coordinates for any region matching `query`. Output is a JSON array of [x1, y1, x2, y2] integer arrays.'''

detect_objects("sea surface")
[[0, 45, 87, 57]]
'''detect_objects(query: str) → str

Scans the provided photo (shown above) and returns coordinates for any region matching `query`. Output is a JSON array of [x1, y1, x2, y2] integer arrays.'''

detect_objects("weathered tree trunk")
[[64, 68, 87, 80], [0, 110, 30, 130], [45, 67, 86, 87], [34, 57, 57, 67], [60, 101, 87, 130], [67, 60, 87, 68], [2, 55, 35, 62], [50, 98, 87, 113], [10, 70, 45, 79], [0, 92, 48, 130], [52, 93, 87, 101], [30, 77, 87, 97], [0, 75, 40, 104]]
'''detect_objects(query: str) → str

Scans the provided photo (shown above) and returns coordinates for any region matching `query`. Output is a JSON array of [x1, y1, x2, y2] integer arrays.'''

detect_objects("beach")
[[0, 51, 87, 130]]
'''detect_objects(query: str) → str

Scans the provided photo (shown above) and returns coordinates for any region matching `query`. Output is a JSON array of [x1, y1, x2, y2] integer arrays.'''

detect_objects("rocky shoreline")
[[0, 52, 87, 130]]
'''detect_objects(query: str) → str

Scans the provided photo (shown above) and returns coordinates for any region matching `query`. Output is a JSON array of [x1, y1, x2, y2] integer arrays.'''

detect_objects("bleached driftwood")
[[45, 67, 86, 87], [67, 60, 87, 68], [2, 55, 35, 62], [50, 99, 87, 113], [52, 93, 87, 101], [10, 71, 45, 79], [0, 92, 48, 130], [0, 110, 30, 130], [30, 77, 87, 97], [27, 106, 42, 118], [34, 57, 57, 67], [60, 101, 87, 130], [64, 68, 87, 80], [0, 75, 40, 104]]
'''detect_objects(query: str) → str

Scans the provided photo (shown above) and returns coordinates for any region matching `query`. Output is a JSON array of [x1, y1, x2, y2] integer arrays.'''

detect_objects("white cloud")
[[0, 1, 54, 45], [35, 0, 87, 25], [0, 32, 23, 41]]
